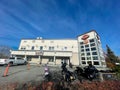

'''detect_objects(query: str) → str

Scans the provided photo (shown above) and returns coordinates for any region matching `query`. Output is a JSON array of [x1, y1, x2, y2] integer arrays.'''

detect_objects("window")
[[40, 46, 43, 50], [17, 57, 23, 60], [87, 52, 90, 56], [9, 57, 15, 59], [90, 43, 95, 47], [93, 56, 98, 60], [90, 39, 94, 43], [81, 49, 84, 52], [94, 61, 99, 65], [92, 52, 97, 55], [21, 47, 26, 50], [81, 46, 84, 48], [86, 48, 90, 51], [85, 45, 89, 48], [49, 46, 54, 51], [81, 53, 85, 56], [91, 47, 96, 51], [32, 40, 35, 43], [82, 61, 86, 64], [31, 46, 34, 50], [87, 57, 91, 60], [80, 42, 83, 44], [49, 57, 54, 62], [81, 57, 85, 60], [64, 47, 67, 50]]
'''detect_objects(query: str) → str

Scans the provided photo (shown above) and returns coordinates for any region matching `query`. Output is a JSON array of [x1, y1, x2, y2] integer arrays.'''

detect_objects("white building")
[[11, 38, 79, 65], [11, 30, 106, 68], [77, 30, 106, 68]]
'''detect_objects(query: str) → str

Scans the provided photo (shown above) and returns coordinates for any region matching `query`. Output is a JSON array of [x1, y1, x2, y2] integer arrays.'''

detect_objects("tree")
[[105, 56, 115, 69], [106, 45, 119, 64], [0, 45, 11, 58]]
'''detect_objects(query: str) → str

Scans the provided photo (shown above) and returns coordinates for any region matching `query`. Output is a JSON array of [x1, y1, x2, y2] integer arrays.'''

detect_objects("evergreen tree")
[[106, 45, 119, 63]]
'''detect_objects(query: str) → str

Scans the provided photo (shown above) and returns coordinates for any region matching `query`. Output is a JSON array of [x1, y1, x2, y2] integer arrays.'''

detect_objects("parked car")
[[0, 57, 27, 66], [0, 59, 8, 65]]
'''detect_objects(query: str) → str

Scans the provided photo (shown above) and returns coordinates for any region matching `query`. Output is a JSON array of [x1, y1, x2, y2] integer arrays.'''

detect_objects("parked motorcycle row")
[[43, 62, 99, 83]]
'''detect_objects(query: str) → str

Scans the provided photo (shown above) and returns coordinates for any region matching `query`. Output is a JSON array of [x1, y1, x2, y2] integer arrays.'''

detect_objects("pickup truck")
[[0, 57, 27, 66]]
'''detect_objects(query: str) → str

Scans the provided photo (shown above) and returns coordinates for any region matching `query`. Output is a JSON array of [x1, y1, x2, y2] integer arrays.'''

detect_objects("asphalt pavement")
[[0, 64, 61, 85]]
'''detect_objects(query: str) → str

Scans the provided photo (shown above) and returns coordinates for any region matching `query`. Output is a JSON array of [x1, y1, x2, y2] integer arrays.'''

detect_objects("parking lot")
[[0, 64, 61, 85]]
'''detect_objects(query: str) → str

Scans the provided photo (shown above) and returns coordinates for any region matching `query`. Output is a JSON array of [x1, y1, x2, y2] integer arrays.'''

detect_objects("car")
[[0, 57, 27, 66], [0, 59, 8, 65]]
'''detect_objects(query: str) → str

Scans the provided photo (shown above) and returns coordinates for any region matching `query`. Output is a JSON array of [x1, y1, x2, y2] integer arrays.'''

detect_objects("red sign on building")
[[81, 34, 89, 40]]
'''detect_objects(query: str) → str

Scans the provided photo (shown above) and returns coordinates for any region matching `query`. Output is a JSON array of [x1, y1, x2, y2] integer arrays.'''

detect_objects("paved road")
[[0, 64, 61, 85]]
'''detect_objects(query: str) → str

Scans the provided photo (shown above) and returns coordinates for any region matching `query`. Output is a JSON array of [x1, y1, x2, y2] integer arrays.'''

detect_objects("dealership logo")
[[82, 34, 89, 40]]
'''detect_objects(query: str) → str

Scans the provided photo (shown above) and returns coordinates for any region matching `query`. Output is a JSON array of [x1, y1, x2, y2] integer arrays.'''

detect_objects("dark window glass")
[[17, 58, 23, 60], [87, 53, 90, 56], [82, 61, 86, 64], [90, 39, 94, 43], [86, 48, 90, 51], [81, 46, 84, 48], [94, 62, 99, 65], [49, 46, 54, 51], [40, 46, 43, 50], [92, 52, 97, 55], [90, 43, 95, 47], [81, 53, 85, 56], [31, 46, 34, 50], [87, 57, 91, 60], [49, 57, 54, 62], [85, 45, 89, 47], [93, 56, 98, 60], [80, 42, 83, 44], [91, 47, 96, 51], [64, 47, 67, 50], [81, 49, 84, 52], [9, 57, 15, 59], [81, 57, 85, 60]]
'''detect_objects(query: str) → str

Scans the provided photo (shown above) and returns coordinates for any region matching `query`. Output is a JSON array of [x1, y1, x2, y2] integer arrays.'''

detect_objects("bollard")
[[27, 63, 30, 70], [99, 72, 104, 82], [3, 64, 10, 77]]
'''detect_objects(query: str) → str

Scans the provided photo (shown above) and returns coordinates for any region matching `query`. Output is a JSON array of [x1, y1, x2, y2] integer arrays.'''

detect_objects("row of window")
[[81, 51, 97, 56], [80, 39, 95, 45], [82, 61, 99, 65], [21, 46, 69, 51], [81, 47, 97, 52], [80, 43, 96, 48], [81, 56, 98, 60]]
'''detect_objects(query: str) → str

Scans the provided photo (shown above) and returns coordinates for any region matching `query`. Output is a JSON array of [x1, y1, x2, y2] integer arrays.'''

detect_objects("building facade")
[[11, 38, 79, 65], [78, 30, 106, 68], [11, 30, 106, 68]]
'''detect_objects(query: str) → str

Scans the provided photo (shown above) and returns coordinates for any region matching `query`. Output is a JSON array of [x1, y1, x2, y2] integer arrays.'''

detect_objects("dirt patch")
[[0, 80, 120, 90], [0, 71, 120, 90]]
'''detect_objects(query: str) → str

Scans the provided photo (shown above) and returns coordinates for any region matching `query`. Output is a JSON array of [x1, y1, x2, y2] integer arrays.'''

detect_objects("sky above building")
[[0, 0, 120, 56]]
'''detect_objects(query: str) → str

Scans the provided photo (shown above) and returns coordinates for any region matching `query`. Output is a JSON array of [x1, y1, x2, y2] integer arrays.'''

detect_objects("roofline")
[[77, 30, 99, 37], [20, 38, 77, 40]]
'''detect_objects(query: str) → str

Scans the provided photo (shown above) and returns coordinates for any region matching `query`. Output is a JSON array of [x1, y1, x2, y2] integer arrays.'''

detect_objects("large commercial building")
[[11, 30, 106, 68], [78, 31, 106, 68]]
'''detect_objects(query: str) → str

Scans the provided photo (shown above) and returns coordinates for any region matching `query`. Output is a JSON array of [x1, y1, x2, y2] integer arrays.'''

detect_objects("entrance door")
[[62, 58, 70, 65]]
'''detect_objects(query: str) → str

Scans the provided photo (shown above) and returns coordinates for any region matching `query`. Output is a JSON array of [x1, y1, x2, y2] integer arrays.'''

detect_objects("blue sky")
[[0, 0, 120, 56]]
